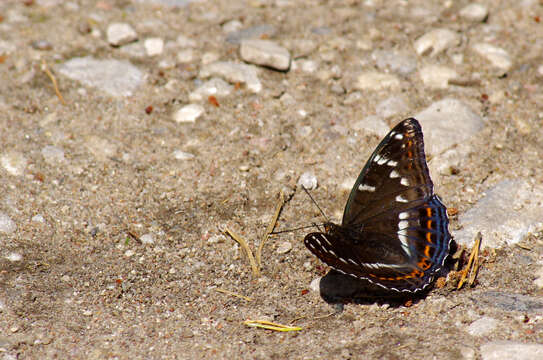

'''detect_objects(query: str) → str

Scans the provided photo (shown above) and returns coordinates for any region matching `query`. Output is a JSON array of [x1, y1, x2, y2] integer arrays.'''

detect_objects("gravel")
[[1, 0, 542, 358]]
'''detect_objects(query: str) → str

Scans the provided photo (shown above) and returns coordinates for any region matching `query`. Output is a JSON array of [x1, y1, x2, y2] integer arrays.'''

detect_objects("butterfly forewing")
[[304, 118, 451, 294], [342, 118, 433, 228]]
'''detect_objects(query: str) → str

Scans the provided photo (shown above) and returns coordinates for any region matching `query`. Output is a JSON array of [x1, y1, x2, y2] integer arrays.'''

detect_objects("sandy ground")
[[0, 0, 542, 359]]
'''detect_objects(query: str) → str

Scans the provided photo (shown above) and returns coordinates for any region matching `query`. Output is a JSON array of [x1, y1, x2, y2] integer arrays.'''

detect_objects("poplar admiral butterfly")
[[304, 118, 451, 295]]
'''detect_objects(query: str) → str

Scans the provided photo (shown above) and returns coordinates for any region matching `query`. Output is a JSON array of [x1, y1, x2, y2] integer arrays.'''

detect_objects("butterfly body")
[[304, 118, 451, 295]]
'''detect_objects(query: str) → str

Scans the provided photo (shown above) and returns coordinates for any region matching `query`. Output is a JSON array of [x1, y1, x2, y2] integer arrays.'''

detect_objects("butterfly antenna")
[[301, 185, 330, 223], [270, 224, 322, 235]]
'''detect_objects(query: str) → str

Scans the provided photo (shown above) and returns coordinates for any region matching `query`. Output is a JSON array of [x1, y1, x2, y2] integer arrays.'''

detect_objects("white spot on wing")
[[373, 154, 382, 163], [398, 220, 409, 229], [358, 183, 376, 192], [389, 170, 400, 178], [394, 133, 404, 140], [399, 211, 410, 220], [387, 160, 398, 167], [400, 177, 410, 186], [396, 195, 408, 203], [317, 234, 332, 246], [377, 156, 388, 165], [397, 232, 411, 256]]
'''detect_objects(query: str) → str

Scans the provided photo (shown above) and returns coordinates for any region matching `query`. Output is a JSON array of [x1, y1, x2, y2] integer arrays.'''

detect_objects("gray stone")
[[119, 42, 146, 58], [415, 98, 484, 154], [481, 341, 543, 360], [240, 39, 291, 71], [375, 96, 409, 119], [466, 317, 499, 336], [173, 104, 204, 123], [429, 142, 473, 176], [459, 3, 489, 22], [58, 57, 144, 97], [176, 34, 197, 48], [0, 212, 16, 234], [351, 115, 389, 137], [177, 49, 195, 63], [225, 24, 276, 44], [189, 78, 234, 102], [296, 59, 319, 73], [0, 40, 16, 55], [354, 72, 400, 91], [414, 28, 460, 57], [222, 20, 242, 34], [372, 49, 417, 75], [343, 91, 363, 105], [454, 180, 543, 248], [419, 65, 458, 89], [199, 61, 261, 93], [107, 23, 138, 46], [41, 145, 65, 164], [476, 291, 543, 312], [85, 136, 117, 161], [1, 151, 27, 176], [472, 43, 512, 74]]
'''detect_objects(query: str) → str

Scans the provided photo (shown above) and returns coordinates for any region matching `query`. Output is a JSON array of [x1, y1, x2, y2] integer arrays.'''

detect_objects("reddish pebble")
[[208, 95, 219, 107]]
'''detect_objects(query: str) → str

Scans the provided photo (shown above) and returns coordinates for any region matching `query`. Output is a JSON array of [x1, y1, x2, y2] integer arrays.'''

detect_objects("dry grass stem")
[[256, 191, 285, 268], [458, 232, 482, 289], [224, 228, 260, 277], [243, 320, 302, 332], [215, 288, 252, 302], [41, 59, 66, 105]]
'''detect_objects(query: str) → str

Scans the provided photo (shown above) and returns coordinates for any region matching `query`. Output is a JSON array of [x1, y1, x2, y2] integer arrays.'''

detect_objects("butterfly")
[[304, 118, 451, 294]]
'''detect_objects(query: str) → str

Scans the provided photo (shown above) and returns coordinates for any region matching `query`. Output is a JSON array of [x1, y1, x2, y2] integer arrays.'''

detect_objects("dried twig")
[[41, 59, 66, 105], [243, 320, 302, 332], [256, 191, 285, 268], [224, 228, 260, 277], [215, 287, 252, 302], [458, 232, 482, 289]]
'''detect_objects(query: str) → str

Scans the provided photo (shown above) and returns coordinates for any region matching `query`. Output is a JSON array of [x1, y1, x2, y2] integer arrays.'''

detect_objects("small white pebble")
[[173, 104, 204, 123], [5, 252, 22, 262], [32, 214, 45, 223], [0, 212, 16, 234], [124, 249, 135, 257], [144, 37, 164, 56], [107, 23, 137, 46], [298, 172, 318, 190], [173, 150, 195, 160], [276, 241, 293, 254], [140, 233, 155, 245], [309, 277, 321, 292]]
